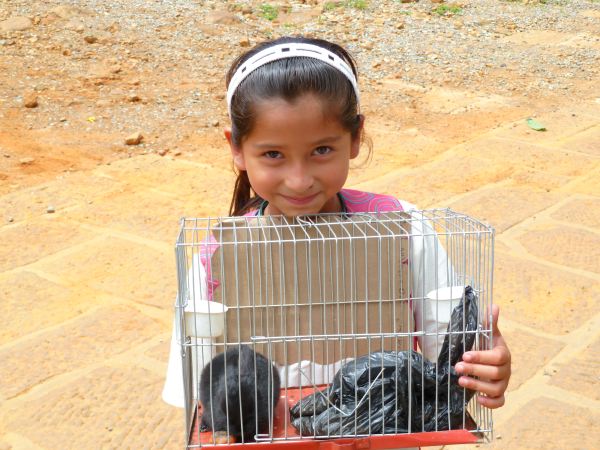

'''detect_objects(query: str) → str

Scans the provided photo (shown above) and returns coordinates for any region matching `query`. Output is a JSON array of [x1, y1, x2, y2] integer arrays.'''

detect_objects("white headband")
[[226, 42, 360, 118]]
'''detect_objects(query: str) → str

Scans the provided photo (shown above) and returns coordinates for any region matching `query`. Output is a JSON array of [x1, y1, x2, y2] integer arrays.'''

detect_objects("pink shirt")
[[338, 188, 404, 213]]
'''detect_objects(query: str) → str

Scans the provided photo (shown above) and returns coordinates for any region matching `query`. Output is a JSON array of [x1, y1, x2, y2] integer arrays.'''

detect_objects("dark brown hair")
[[226, 36, 366, 216]]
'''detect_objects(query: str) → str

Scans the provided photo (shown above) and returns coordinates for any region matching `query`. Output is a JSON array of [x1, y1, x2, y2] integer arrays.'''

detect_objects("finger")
[[476, 394, 505, 409], [458, 376, 507, 398], [455, 361, 510, 381], [483, 304, 501, 337], [461, 344, 511, 366]]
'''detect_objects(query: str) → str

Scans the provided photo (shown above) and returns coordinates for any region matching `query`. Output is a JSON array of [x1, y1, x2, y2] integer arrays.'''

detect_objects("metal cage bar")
[[174, 209, 494, 448]]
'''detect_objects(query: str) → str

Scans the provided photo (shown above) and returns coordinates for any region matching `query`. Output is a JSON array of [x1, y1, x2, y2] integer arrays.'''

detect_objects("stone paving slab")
[[366, 127, 443, 171], [462, 137, 596, 180], [95, 154, 233, 193], [493, 239, 512, 254], [4, 366, 182, 450], [493, 250, 600, 335], [549, 197, 600, 230], [0, 305, 163, 400], [0, 172, 124, 223], [488, 107, 600, 146], [0, 271, 96, 345], [558, 124, 600, 157], [0, 219, 97, 272], [34, 236, 176, 309], [502, 328, 564, 392], [484, 397, 600, 450], [518, 225, 600, 274], [357, 152, 514, 209], [144, 338, 171, 365], [91, 154, 235, 217], [446, 186, 565, 232], [561, 166, 600, 196], [63, 188, 200, 243], [549, 335, 600, 402], [509, 168, 573, 192], [357, 127, 597, 210]]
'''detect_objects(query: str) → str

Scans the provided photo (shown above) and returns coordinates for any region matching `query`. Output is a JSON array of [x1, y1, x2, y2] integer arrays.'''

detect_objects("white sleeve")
[[162, 254, 208, 408], [399, 201, 455, 361]]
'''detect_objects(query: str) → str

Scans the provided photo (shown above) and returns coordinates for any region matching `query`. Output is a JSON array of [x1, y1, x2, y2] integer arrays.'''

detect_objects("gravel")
[[0, 0, 598, 154]]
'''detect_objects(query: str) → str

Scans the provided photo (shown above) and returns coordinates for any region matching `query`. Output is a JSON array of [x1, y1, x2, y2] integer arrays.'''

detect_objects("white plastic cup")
[[425, 285, 465, 326], [184, 300, 228, 338], [419, 285, 465, 359]]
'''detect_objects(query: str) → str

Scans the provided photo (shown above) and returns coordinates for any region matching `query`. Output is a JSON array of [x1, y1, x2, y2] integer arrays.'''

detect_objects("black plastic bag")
[[290, 286, 478, 436]]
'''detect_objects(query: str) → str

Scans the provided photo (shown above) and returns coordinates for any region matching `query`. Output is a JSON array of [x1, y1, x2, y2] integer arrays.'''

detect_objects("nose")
[[285, 162, 314, 193]]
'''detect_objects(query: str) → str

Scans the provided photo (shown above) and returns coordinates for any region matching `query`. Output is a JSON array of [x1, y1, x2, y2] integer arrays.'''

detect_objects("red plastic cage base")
[[188, 386, 478, 449]]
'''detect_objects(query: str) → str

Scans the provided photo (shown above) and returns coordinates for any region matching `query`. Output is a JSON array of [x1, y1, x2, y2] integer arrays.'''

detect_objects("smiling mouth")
[[282, 193, 319, 205]]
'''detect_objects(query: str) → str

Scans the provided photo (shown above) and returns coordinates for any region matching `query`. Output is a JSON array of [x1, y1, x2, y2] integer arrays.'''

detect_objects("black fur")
[[199, 345, 281, 443]]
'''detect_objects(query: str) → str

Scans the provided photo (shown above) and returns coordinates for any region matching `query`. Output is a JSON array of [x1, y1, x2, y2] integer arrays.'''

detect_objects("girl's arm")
[[455, 304, 511, 409]]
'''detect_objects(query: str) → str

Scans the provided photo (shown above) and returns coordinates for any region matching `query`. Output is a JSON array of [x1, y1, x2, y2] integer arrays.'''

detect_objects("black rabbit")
[[199, 345, 281, 444]]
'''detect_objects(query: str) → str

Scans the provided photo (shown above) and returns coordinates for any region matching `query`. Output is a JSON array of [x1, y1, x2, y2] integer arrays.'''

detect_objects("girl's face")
[[226, 93, 362, 216]]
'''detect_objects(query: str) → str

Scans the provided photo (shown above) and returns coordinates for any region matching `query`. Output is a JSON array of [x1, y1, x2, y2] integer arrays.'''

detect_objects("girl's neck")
[[260, 192, 346, 216]]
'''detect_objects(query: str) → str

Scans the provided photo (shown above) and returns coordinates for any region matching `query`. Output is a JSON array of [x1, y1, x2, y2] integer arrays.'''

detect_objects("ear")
[[350, 114, 365, 160], [224, 127, 246, 171]]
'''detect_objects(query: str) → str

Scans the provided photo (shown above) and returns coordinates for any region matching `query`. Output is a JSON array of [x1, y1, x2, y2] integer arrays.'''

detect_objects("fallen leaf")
[[526, 118, 546, 131]]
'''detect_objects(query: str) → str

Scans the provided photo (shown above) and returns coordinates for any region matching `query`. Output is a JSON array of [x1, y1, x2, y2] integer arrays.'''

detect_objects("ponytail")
[[229, 170, 264, 216]]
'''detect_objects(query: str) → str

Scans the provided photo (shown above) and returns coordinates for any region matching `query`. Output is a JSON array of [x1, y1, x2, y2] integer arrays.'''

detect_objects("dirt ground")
[[1, 0, 598, 196], [1, 1, 599, 449]]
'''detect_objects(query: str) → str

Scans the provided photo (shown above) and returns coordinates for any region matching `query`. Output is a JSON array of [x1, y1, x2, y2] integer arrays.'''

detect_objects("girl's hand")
[[455, 304, 511, 409]]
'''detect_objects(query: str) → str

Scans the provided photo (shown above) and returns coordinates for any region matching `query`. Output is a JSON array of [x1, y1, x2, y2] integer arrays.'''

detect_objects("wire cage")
[[174, 209, 494, 449]]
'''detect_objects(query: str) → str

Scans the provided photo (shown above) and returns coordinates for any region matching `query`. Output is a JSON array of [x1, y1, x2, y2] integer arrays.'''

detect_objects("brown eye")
[[314, 146, 333, 156], [264, 151, 282, 159]]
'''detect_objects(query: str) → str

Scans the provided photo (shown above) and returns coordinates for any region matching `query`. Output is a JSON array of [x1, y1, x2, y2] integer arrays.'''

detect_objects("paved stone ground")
[[2, 101, 599, 450], [2, 4, 600, 450]]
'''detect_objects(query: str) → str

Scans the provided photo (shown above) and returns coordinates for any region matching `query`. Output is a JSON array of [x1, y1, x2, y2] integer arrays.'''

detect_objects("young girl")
[[163, 35, 510, 427]]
